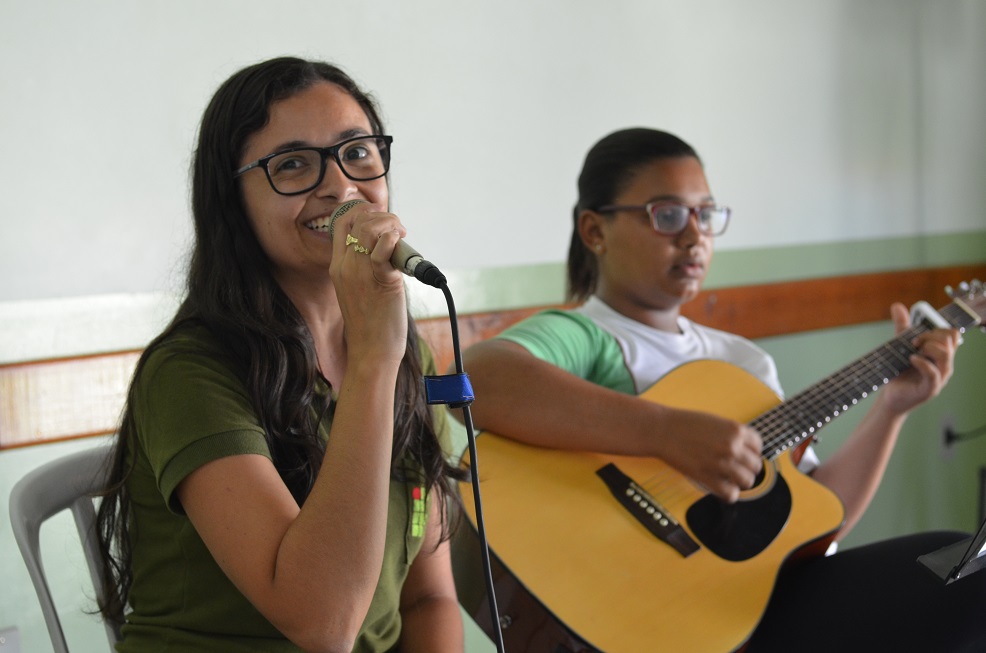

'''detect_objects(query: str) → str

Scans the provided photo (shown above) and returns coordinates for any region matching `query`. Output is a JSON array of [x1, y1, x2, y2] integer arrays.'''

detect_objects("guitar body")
[[455, 360, 846, 653]]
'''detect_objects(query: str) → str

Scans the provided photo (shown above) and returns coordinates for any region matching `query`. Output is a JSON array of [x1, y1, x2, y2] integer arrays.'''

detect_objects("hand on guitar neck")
[[812, 301, 961, 538]]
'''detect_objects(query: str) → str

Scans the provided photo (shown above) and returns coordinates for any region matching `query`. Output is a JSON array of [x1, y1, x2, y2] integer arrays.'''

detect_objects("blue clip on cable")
[[424, 373, 474, 408]]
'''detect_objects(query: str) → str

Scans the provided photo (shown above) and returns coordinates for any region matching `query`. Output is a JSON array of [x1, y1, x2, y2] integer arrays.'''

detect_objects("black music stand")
[[918, 518, 986, 584]]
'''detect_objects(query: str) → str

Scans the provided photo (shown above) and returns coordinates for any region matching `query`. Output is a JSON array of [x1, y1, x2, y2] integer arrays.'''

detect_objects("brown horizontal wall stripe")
[[0, 350, 142, 449], [2, 264, 984, 449], [684, 264, 986, 340]]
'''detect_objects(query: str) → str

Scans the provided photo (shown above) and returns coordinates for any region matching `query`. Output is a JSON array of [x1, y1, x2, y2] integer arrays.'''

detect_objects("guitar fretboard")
[[753, 300, 979, 459]]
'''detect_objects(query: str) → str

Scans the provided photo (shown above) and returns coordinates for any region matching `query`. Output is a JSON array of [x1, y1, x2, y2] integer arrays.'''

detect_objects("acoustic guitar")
[[454, 283, 985, 653]]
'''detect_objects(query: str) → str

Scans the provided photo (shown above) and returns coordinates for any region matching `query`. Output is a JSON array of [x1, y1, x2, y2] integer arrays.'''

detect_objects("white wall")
[[1, 0, 984, 306]]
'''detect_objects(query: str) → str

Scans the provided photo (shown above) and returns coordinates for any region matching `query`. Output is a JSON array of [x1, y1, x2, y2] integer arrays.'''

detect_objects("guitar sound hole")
[[753, 463, 767, 488], [685, 473, 792, 561]]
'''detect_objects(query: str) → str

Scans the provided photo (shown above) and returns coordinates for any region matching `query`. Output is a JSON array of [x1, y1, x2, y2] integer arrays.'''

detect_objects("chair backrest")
[[8, 444, 122, 652]]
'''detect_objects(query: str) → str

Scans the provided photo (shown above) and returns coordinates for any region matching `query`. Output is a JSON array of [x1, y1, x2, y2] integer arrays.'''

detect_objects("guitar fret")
[[744, 285, 986, 459], [861, 355, 897, 384], [940, 302, 979, 332], [757, 331, 922, 458]]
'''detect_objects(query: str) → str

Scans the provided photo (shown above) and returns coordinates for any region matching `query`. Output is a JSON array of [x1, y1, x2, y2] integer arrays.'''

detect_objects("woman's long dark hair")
[[567, 128, 701, 302], [95, 57, 464, 623]]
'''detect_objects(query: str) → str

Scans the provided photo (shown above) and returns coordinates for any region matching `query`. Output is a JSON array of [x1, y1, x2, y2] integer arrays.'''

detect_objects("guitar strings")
[[754, 293, 980, 454], [754, 322, 929, 458]]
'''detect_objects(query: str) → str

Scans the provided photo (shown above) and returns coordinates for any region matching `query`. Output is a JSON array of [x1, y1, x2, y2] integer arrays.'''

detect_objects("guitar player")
[[455, 128, 986, 652]]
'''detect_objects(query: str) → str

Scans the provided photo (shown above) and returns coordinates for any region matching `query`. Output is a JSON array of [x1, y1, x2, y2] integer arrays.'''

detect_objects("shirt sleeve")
[[497, 309, 636, 395], [134, 339, 270, 513]]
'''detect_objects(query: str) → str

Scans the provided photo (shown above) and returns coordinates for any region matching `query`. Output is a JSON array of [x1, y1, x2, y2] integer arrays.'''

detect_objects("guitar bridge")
[[596, 463, 700, 558]]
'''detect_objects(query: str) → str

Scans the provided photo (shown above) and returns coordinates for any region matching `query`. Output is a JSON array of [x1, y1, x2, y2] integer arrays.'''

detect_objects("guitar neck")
[[754, 299, 980, 460]]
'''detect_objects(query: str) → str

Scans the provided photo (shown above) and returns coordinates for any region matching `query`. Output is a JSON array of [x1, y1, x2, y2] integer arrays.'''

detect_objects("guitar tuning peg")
[[959, 281, 971, 293], [945, 285, 955, 298]]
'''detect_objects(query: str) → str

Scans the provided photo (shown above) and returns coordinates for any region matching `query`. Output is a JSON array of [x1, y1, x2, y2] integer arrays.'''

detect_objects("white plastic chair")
[[8, 444, 122, 652]]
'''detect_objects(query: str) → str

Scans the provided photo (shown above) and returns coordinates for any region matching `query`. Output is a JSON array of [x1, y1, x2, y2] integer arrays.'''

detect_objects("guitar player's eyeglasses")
[[596, 202, 731, 237]]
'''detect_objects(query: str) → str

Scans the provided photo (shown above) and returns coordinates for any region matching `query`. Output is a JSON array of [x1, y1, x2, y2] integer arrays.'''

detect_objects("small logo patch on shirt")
[[411, 485, 427, 538]]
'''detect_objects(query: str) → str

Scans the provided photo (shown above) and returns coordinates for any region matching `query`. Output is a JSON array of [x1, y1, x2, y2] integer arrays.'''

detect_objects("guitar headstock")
[[945, 279, 986, 333]]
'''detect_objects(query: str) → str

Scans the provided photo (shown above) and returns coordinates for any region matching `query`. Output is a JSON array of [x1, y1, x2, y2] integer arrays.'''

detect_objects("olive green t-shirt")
[[118, 325, 450, 652]]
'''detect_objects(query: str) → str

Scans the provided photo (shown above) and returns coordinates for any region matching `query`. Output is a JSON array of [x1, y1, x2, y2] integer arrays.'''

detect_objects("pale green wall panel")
[[708, 230, 986, 288]]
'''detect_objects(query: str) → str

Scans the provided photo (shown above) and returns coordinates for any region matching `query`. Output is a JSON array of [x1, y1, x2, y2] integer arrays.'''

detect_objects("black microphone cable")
[[425, 278, 507, 653]]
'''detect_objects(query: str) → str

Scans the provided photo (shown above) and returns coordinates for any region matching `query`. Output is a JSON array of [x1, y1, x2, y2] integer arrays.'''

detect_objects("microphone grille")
[[328, 199, 367, 238]]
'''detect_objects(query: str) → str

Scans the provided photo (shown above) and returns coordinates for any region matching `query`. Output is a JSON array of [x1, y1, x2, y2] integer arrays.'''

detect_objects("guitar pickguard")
[[686, 471, 792, 561]]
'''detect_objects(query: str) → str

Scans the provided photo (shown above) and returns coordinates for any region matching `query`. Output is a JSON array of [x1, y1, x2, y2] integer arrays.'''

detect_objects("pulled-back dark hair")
[[567, 128, 701, 301], [95, 57, 463, 623]]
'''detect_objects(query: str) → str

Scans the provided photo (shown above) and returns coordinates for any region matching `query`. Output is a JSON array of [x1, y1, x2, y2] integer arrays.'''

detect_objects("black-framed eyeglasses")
[[596, 202, 731, 237], [234, 135, 393, 195]]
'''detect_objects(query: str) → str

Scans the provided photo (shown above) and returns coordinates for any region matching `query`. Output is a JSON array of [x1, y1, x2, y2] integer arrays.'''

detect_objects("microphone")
[[328, 199, 447, 288]]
